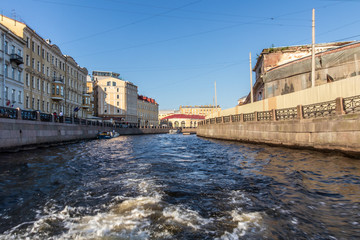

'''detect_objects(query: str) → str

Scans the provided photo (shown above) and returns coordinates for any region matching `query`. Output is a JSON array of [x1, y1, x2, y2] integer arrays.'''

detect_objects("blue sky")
[[2, 0, 360, 110]]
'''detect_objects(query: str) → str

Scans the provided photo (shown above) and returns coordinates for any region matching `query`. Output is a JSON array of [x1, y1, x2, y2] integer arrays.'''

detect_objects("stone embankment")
[[0, 109, 170, 152], [197, 95, 360, 157]]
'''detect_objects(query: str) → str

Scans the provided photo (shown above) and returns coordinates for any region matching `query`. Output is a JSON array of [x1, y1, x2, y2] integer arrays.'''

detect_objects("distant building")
[[0, 23, 25, 109], [85, 75, 94, 117], [93, 71, 138, 125], [247, 41, 354, 103], [160, 114, 205, 128], [179, 105, 220, 116], [158, 109, 178, 120], [137, 95, 159, 127]]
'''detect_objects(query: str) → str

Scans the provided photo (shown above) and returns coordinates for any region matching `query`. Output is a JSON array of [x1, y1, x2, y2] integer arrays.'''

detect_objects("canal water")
[[0, 134, 359, 239]]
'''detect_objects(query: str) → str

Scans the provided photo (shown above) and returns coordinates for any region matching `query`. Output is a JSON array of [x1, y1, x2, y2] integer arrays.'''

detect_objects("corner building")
[[93, 71, 138, 125], [0, 23, 25, 108], [0, 15, 88, 117]]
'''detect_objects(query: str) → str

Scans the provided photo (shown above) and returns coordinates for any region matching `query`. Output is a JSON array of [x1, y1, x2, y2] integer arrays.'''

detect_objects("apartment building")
[[0, 23, 25, 108], [0, 15, 88, 117], [137, 95, 159, 127], [93, 71, 138, 125]]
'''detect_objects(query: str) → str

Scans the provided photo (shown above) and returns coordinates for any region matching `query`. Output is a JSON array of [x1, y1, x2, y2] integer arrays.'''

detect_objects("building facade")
[[93, 71, 138, 125], [137, 95, 159, 127], [248, 41, 353, 103], [0, 23, 25, 109], [0, 15, 88, 117], [160, 114, 205, 128], [179, 105, 221, 116]]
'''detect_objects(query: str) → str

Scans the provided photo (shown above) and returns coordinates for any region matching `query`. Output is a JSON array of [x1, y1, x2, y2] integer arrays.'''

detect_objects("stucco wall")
[[197, 113, 360, 156], [208, 77, 360, 118], [0, 118, 169, 151]]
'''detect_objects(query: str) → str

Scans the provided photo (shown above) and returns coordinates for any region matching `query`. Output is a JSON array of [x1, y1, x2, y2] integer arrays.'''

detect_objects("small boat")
[[169, 129, 181, 134], [97, 131, 120, 139]]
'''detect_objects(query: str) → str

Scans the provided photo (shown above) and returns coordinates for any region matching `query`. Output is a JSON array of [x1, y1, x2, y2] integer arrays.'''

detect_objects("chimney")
[[46, 39, 51, 44]]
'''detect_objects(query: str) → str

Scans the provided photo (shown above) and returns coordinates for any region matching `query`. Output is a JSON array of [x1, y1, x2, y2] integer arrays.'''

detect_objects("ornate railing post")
[[297, 105, 303, 120], [16, 108, 22, 120], [240, 113, 244, 122], [335, 97, 345, 115], [271, 109, 276, 121], [36, 111, 41, 121], [254, 111, 258, 122]]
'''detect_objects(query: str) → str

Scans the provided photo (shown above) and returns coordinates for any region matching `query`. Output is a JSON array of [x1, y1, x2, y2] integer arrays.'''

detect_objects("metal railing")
[[0, 107, 18, 119], [199, 94, 360, 126], [275, 107, 297, 121], [21, 110, 37, 120], [344, 95, 360, 114], [40, 113, 52, 122]]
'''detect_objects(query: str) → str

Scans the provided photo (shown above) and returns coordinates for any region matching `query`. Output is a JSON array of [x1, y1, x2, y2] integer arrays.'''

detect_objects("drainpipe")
[[3, 32, 6, 107]]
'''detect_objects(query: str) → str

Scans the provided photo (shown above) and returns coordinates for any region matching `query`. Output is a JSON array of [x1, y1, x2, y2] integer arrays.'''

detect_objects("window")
[[47, 83, 49, 94], [17, 71, 21, 82], [104, 87, 107, 92], [11, 45, 15, 54], [18, 91, 22, 103], [37, 99, 40, 110], [47, 102, 49, 112], [117, 88, 119, 92], [11, 89, 15, 102], [17, 49, 22, 57], [37, 78, 40, 90], [26, 96, 29, 108], [4, 64, 8, 77], [42, 64, 45, 74], [112, 82, 116, 86], [42, 101, 44, 111], [37, 61, 40, 72], [4, 41, 8, 54], [26, 37, 30, 48], [11, 68, 15, 79], [26, 73, 29, 86], [26, 55, 29, 65], [117, 95, 119, 99], [37, 45, 40, 55], [32, 41, 35, 52], [32, 58, 35, 69], [117, 102, 119, 106], [56, 85, 59, 95], [42, 49, 45, 58], [46, 67, 49, 76], [107, 81, 111, 86], [32, 76, 35, 89], [5, 87, 8, 100], [47, 52, 49, 62]]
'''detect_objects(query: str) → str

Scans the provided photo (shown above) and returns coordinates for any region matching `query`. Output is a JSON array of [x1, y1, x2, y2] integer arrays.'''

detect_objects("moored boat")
[[97, 131, 120, 139]]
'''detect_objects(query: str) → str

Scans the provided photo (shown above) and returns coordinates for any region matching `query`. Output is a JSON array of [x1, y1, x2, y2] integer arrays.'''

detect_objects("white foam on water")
[[217, 211, 263, 240]]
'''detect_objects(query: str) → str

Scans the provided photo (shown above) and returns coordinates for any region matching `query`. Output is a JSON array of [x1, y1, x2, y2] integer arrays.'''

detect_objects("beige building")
[[160, 114, 205, 128], [137, 95, 159, 127], [0, 15, 88, 117], [179, 105, 221, 116], [93, 71, 138, 125], [0, 23, 25, 109], [85, 75, 95, 117]]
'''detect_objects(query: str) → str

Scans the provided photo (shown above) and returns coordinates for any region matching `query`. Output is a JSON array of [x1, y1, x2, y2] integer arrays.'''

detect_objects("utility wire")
[[56, 0, 203, 45]]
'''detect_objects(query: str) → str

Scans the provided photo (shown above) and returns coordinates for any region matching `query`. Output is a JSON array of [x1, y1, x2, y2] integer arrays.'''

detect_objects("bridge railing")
[[200, 95, 360, 125]]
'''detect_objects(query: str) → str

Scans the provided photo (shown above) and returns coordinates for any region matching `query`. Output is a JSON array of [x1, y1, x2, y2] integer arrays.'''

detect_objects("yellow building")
[[93, 71, 138, 125], [179, 105, 220, 116], [0, 15, 88, 117], [160, 114, 205, 128], [85, 75, 94, 117], [137, 95, 159, 127]]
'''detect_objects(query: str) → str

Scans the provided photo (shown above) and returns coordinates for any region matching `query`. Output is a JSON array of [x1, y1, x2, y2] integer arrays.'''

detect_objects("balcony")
[[82, 93, 90, 109], [51, 82, 65, 101], [10, 54, 24, 65], [53, 77, 64, 84]]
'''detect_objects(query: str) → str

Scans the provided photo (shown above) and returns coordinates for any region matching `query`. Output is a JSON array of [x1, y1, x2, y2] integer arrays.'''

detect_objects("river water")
[[0, 134, 359, 239]]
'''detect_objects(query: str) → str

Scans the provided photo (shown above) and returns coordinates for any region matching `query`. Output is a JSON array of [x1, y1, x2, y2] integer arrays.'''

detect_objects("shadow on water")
[[0, 134, 359, 239]]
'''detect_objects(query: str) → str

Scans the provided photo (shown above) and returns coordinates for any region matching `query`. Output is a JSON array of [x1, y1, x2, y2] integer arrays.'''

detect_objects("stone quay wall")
[[0, 115, 170, 151], [197, 95, 360, 157]]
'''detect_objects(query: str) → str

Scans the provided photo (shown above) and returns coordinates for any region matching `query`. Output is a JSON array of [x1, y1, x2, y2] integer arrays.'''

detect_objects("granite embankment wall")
[[197, 95, 360, 157], [0, 118, 170, 151]]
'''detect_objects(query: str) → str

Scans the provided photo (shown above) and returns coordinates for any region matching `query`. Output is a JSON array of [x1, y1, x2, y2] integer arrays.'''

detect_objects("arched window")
[[181, 121, 185, 128], [174, 121, 179, 128]]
